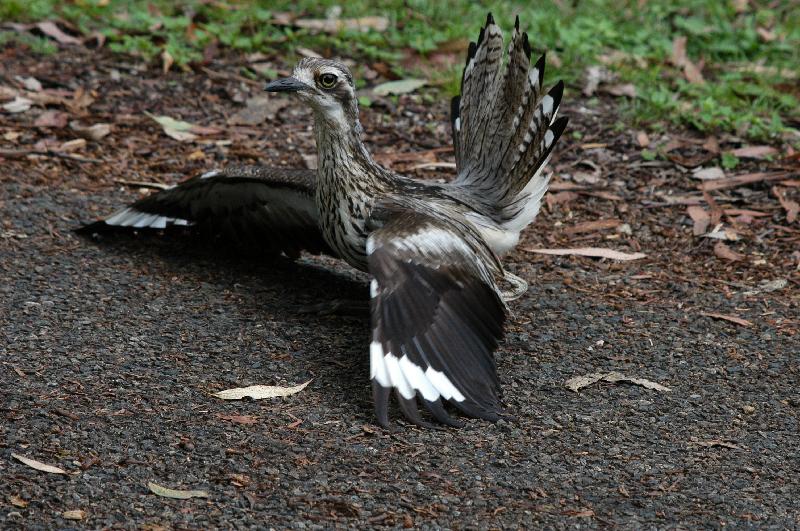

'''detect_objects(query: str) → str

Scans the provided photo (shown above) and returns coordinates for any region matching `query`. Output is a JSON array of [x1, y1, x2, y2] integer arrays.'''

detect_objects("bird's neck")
[[312, 109, 385, 197]]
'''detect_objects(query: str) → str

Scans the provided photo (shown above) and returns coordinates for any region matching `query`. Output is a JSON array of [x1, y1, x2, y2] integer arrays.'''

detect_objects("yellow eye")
[[319, 73, 338, 89]]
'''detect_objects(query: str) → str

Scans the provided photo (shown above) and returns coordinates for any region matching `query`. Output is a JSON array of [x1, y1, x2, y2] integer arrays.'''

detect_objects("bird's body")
[[80, 14, 567, 427]]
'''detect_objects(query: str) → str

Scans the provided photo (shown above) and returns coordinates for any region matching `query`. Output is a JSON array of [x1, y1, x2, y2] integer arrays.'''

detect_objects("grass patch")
[[1, 0, 798, 142]]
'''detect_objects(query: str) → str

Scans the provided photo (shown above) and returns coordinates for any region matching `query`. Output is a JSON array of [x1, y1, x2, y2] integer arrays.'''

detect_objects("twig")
[[699, 171, 794, 191], [114, 180, 171, 191], [0, 148, 103, 164], [201, 66, 262, 88]]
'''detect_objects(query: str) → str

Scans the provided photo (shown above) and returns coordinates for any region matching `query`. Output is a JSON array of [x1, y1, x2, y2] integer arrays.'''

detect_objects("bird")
[[79, 13, 568, 428]]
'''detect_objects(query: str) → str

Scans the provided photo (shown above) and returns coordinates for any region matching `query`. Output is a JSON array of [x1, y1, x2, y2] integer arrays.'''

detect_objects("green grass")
[[2, 0, 798, 142]]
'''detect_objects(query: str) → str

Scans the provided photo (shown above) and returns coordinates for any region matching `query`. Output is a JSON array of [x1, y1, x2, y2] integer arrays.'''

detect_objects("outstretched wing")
[[367, 208, 507, 427], [78, 165, 330, 256]]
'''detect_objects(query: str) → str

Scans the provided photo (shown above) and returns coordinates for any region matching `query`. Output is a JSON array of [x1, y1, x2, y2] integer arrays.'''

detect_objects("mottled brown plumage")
[[80, 13, 568, 428]]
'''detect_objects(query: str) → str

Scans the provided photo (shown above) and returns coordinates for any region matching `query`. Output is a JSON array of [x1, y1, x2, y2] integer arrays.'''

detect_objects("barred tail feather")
[[451, 14, 567, 231]]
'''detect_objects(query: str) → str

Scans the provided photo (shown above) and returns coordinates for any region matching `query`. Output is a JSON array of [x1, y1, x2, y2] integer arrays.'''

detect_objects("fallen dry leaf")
[[714, 241, 744, 261], [546, 191, 579, 206], [687, 206, 710, 236], [145, 113, 221, 142], [59, 138, 87, 152], [691, 167, 725, 181], [373, 79, 426, 96], [36, 21, 82, 45], [228, 96, 286, 126], [213, 380, 311, 400], [582, 65, 611, 96], [18, 76, 42, 91], [3, 96, 33, 113], [604, 83, 637, 98], [671, 36, 688, 67], [562, 219, 621, 235], [526, 247, 646, 261], [772, 186, 799, 223], [216, 414, 259, 425], [742, 279, 787, 295], [70, 122, 112, 141], [729, 145, 778, 159], [9, 495, 29, 508], [34, 110, 68, 128], [703, 136, 721, 154], [296, 47, 322, 58], [161, 49, 174, 74], [703, 223, 739, 241], [12, 453, 68, 474], [0, 86, 18, 101], [147, 482, 208, 500], [671, 36, 705, 84], [699, 312, 752, 327], [68, 87, 94, 113], [62, 510, 86, 520], [682, 61, 705, 84], [565, 371, 671, 392]]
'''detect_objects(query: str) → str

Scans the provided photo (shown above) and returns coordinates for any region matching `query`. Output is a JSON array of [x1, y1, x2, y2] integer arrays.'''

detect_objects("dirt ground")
[[2, 44, 799, 529]]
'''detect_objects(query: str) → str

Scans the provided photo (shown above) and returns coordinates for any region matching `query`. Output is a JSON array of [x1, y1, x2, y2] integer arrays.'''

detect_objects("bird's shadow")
[[79, 230, 372, 398]]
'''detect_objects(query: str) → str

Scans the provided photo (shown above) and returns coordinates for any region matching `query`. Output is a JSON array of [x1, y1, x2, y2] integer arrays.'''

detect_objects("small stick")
[[201, 66, 262, 88], [0, 148, 103, 164], [113, 180, 171, 190]]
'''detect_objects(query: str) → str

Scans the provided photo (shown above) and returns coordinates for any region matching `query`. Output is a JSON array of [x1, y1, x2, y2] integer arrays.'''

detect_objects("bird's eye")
[[319, 73, 338, 89]]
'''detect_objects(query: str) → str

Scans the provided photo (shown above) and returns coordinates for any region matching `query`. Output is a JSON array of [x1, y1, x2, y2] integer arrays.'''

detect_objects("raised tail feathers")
[[451, 14, 568, 231]]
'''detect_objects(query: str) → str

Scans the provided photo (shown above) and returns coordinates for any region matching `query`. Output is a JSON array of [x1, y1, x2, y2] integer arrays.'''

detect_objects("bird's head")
[[265, 58, 358, 130]]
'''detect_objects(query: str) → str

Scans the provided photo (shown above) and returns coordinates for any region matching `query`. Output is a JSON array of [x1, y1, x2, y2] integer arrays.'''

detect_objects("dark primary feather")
[[367, 208, 506, 428], [78, 165, 330, 256]]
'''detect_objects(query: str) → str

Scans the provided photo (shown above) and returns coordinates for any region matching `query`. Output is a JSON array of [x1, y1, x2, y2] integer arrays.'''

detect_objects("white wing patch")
[[369, 340, 466, 404], [104, 207, 191, 229]]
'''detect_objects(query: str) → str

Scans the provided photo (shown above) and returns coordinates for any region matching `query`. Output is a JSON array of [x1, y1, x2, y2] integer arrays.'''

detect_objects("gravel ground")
[[2, 46, 799, 529], [2, 182, 798, 529]]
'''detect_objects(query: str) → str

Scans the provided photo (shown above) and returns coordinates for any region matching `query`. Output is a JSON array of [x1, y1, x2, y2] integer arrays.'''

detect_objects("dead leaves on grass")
[[671, 36, 705, 84]]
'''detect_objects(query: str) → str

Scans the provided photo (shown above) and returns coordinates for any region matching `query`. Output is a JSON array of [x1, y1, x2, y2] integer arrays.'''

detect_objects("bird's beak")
[[265, 77, 307, 93]]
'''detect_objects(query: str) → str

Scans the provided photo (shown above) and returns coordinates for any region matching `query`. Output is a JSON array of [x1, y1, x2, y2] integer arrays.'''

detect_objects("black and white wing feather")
[[78, 165, 329, 256], [367, 208, 506, 427]]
